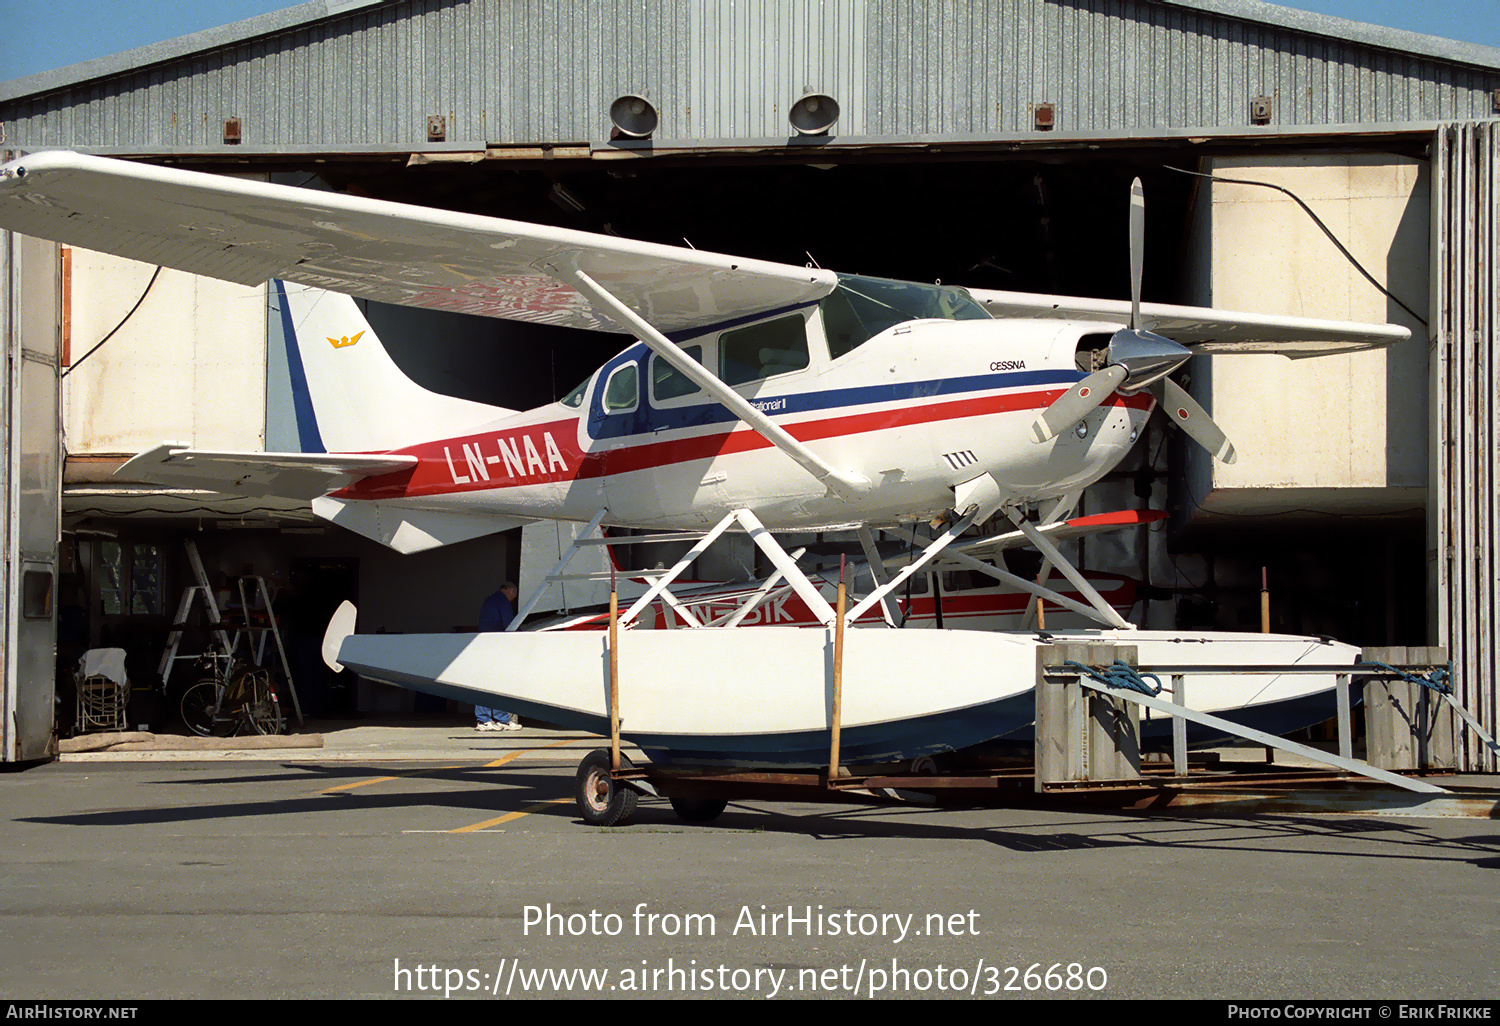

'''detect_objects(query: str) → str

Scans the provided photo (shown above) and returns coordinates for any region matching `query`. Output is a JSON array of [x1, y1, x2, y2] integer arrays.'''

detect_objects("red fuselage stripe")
[[341, 387, 1153, 500]]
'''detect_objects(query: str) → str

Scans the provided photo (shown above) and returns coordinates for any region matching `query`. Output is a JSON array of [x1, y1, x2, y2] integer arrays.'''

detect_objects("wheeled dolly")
[[570, 748, 1055, 827]]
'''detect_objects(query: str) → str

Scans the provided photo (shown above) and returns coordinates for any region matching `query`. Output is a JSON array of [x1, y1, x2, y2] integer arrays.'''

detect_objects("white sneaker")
[[476, 721, 503, 732], [503, 720, 523, 731]]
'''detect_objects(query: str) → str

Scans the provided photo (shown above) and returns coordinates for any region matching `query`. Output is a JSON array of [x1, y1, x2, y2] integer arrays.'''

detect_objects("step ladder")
[[157, 539, 305, 725], [158, 540, 233, 688]]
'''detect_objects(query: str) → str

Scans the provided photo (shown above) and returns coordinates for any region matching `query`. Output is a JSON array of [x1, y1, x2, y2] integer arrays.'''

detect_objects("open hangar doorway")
[[271, 142, 1425, 647], [275, 151, 1207, 418], [54, 507, 529, 726]]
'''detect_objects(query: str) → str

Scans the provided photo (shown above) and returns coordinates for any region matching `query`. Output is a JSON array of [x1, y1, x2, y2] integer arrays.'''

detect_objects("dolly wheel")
[[669, 796, 727, 823], [575, 749, 638, 827]]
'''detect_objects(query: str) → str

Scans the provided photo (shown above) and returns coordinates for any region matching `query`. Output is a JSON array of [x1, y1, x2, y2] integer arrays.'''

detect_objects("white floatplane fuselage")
[[321, 283, 1149, 535]]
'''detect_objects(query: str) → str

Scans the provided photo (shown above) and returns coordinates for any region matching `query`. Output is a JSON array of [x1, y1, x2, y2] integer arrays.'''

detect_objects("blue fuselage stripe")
[[586, 340, 1079, 441]]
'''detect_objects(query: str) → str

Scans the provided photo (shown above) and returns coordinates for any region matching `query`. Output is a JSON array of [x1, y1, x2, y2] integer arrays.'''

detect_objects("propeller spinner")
[[1029, 178, 1236, 464]]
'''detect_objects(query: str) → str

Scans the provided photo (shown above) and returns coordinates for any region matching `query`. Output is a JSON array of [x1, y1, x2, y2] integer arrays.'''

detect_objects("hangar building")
[[1, 0, 1496, 765]]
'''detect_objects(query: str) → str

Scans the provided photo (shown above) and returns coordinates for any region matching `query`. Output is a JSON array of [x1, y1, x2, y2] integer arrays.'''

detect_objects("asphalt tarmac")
[[3, 722, 1498, 1001]]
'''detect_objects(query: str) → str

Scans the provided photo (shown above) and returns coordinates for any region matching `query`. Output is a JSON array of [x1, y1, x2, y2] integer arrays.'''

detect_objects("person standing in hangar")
[[475, 581, 522, 731]]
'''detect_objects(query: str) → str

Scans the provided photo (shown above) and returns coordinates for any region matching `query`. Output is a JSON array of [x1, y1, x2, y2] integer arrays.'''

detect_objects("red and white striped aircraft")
[[2, 152, 1408, 571]]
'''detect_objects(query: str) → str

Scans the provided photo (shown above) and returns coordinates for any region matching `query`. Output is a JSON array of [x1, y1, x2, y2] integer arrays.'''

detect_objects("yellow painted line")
[[449, 798, 571, 834], [482, 737, 578, 768], [320, 775, 398, 793], [316, 765, 463, 795]]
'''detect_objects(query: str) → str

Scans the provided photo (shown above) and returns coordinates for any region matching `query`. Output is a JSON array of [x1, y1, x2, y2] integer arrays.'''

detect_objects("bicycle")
[[179, 657, 286, 737]]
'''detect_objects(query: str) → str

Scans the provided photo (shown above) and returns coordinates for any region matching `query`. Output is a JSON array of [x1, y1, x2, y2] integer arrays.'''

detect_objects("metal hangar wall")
[[2, 0, 1498, 150]]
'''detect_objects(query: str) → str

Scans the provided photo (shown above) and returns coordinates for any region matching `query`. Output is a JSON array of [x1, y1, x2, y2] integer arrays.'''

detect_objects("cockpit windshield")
[[821, 273, 991, 359], [559, 376, 589, 408]]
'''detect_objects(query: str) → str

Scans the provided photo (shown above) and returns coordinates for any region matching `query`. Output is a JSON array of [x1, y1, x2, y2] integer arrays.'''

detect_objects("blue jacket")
[[479, 590, 516, 632]]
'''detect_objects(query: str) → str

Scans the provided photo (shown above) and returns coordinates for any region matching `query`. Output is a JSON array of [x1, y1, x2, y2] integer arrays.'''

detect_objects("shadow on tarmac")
[[13, 762, 1500, 870]]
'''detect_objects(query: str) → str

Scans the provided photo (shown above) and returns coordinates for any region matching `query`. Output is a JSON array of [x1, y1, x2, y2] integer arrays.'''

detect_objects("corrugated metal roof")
[[1, 0, 1496, 153], [1158, 0, 1500, 71], [0, 1, 386, 105]]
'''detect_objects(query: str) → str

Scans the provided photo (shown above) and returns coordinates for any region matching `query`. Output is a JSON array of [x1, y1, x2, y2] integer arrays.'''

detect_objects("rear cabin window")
[[651, 346, 704, 403], [719, 315, 809, 386]]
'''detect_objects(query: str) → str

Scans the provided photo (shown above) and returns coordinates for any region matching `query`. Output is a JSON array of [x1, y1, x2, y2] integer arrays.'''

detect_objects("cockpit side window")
[[719, 314, 809, 386], [821, 288, 869, 361], [602, 363, 639, 413]]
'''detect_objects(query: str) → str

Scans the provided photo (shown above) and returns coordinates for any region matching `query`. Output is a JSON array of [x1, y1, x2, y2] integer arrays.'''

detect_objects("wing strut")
[[508, 509, 610, 631], [559, 268, 871, 500], [844, 510, 984, 623], [1004, 508, 1133, 630], [856, 526, 898, 626]]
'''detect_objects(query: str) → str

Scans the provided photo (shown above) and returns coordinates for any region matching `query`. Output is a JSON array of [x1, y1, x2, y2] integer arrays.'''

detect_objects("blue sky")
[[0, 0, 1497, 84]]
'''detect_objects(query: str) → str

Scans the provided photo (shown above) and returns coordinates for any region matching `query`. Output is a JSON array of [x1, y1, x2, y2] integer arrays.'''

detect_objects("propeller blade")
[[1031, 365, 1129, 443], [1150, 377, 1238, 464], [1129, 178, 1144, 331]]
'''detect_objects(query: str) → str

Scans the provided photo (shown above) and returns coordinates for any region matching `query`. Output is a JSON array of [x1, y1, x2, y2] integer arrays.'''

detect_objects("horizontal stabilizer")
[[116, 443, 417, 499], [312, 495, 532, 554], [943, 509, 1168, 561], [970, 289, 1410, 355]]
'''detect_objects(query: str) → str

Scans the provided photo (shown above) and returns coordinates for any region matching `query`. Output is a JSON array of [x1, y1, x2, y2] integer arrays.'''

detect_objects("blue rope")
[[1367, 661, 1453, 696], [1063, 659, 1163, 697]]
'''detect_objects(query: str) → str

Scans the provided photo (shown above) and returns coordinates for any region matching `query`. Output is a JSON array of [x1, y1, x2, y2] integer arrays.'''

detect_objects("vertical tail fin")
[[271, 280, 514, 453]]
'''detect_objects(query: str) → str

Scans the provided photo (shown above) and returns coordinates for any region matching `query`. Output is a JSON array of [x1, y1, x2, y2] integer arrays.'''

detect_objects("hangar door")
[[1, 229, 60, 763], [1432, 121, 1499, 772]]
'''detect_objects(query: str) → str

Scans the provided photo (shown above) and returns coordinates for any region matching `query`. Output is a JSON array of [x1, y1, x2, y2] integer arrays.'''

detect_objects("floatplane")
[[1, 152, 1400, 787]]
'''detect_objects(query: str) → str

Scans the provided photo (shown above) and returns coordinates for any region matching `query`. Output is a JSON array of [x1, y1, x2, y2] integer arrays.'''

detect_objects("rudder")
[[271, 280, 513, 453]]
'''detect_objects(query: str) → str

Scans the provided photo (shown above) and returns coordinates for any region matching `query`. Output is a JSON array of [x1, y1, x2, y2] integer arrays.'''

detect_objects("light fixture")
[[609, 94, 658, 138], [788, 93, 839, 136]]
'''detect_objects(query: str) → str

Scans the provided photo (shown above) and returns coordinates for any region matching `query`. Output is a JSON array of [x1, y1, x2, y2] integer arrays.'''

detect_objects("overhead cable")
[[1163, 165, 1428, 328], [61, 265, 162, 379]]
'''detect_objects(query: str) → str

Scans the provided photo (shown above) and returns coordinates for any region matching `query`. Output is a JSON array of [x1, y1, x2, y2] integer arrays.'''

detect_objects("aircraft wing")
[[0, 151, 836, 334], [117, 443, 419, 500], [118, 443, 531, 553], [969, 289, 1412, 355]]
